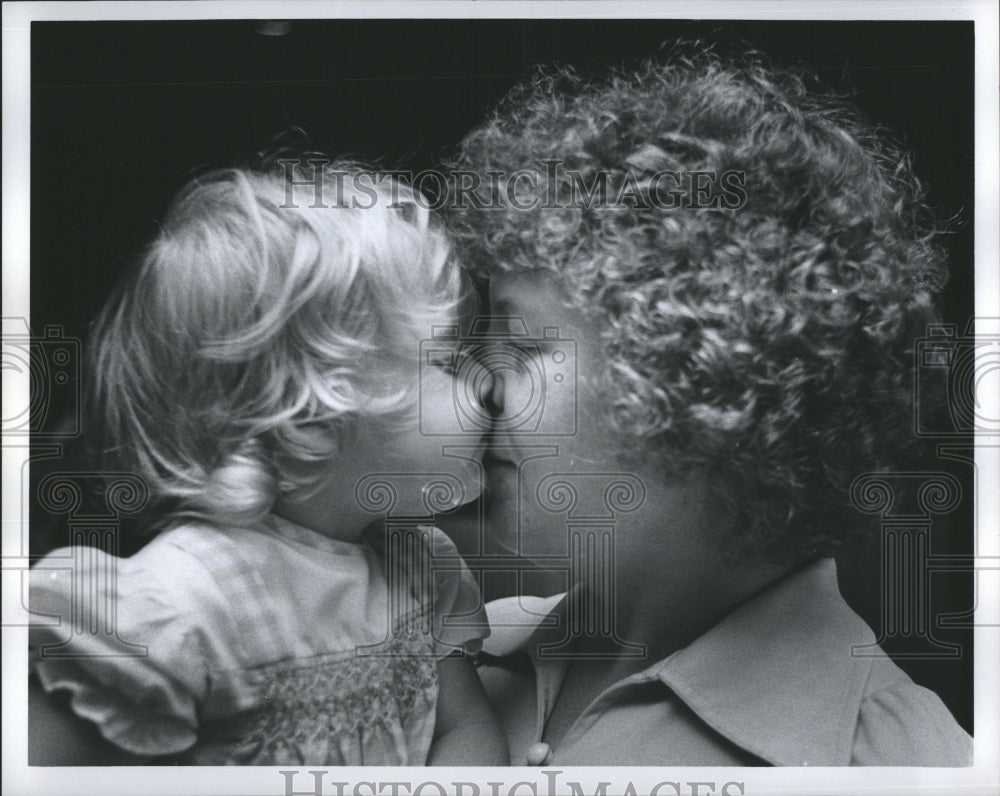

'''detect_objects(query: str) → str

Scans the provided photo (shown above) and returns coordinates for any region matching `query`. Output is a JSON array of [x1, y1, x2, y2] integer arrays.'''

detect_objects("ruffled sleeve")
[[29, 542, 220, 757], [851, 681, 973, 766]]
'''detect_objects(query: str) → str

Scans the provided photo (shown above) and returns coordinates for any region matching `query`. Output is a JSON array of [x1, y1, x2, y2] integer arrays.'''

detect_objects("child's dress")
[[29, 514, 488, 765]]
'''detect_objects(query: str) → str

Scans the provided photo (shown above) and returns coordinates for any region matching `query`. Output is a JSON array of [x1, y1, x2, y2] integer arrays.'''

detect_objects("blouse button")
[[526, 742, 552, 766]]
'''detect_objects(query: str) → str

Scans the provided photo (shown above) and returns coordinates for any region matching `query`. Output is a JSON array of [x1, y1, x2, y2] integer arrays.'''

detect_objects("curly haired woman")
[[448, 50, 973, 766]]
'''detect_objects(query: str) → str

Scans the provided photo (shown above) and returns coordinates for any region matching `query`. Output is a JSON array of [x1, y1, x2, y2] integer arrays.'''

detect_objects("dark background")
[[29, 19, 975, 733]]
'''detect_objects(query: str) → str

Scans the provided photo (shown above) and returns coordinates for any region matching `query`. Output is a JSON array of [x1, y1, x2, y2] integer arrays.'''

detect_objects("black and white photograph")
[[3, 2, 998, 795]]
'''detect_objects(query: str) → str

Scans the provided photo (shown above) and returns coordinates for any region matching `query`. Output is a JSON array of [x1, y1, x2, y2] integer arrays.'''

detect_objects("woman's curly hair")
[[446, 49, 947, 565]]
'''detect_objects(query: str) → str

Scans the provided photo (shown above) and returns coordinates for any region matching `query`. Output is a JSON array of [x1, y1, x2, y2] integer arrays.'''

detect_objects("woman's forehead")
[[487, 271, 581, 334]]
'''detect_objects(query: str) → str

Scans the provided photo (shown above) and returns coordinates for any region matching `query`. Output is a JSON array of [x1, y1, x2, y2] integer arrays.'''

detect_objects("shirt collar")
[[655, 557, 877, 765], [482, 558, 878, 766]]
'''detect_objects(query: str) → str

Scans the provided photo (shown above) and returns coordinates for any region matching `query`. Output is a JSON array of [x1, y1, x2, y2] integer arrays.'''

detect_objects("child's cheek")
[[401, 371, 486, 510]]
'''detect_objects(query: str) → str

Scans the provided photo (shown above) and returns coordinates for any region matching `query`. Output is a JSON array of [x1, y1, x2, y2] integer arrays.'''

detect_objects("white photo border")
[[3, 2, 998, 795]]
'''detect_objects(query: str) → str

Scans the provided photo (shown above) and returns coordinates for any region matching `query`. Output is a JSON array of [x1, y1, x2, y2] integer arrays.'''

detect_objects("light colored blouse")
[[478, 558, 972, 766], [29, 516, 487, 765]]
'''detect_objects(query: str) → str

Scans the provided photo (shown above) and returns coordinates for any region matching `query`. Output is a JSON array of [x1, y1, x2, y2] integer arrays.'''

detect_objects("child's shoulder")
[[128, 522, 246, 590], [30, 521, 241, 627], [145, 521, 254, 569], [145, 518, 385, 648], [134, 521, 293, 615], [29, 520, 284, 676]]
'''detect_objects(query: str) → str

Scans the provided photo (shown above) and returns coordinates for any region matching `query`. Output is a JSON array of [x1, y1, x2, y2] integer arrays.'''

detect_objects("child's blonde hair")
[[89, 160, 465, 528]]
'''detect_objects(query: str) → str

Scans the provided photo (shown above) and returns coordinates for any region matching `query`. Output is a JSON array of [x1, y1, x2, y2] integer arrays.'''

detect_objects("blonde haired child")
[[28, 159, 506, 765]]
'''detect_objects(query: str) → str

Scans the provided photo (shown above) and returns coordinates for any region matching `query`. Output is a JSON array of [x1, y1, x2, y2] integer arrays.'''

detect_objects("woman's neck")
[[565, 474, 795, 668], [571, 552, 792, 671]]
